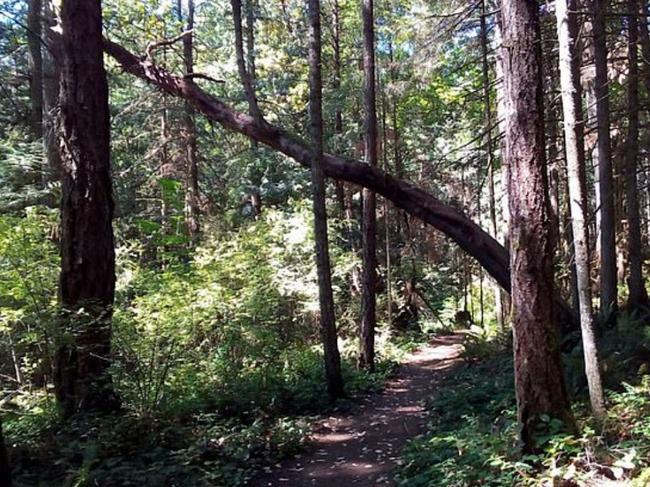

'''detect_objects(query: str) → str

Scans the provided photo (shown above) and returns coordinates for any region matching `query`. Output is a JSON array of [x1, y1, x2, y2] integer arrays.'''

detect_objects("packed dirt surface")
[[249, 334, 465, 487]]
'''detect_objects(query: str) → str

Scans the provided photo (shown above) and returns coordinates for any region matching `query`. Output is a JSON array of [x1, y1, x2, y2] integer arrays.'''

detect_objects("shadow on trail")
[[249, 333, 465, 487]]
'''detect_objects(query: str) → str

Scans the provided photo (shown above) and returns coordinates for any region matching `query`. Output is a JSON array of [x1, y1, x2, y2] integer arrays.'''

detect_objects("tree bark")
[[178, 0, 200, 241], [54, 0, 119, 417], [555, 0, 606, 420], [500, 0, 574, 451], [359, 0, 378, 371], [0, 420, 11, 487], [590, 0, 618, 315], [625, 0, 649, 308], [308, 0, 345, 400], [101, 37, 579, 329]]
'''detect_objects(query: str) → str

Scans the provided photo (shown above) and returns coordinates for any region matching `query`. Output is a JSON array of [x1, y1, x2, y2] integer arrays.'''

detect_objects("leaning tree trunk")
[[101, 37, 580, 330], [308, 0, 345, 400], [500, 0, 574, 451], [555, 0, 606, 420], [590, 0, 618, 316], [54, 0, 119, 417], [359, 0, 378, 371], [178, 0, 200, 242], [624, 0, 649, 308], [0, 420, 11, 487]]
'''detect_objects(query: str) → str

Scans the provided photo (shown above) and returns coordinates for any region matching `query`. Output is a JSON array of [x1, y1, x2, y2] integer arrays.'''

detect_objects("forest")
[[1, 0, 650, 485]]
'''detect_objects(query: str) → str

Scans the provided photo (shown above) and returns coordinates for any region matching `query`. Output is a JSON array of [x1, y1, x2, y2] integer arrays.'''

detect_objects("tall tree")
[[500, 0, 574, 450], [307, 0, 345, 400], [230, 0, 264, 123], [54, 0, 119, 417], [589, 0, 618, 316], [0, 420, 10, 487], [27, 0, 43, 140], [555, 0, 606, 420], [43, 0, 61, 181], [359, 0, 378, 371], [624, 0, 648, 307], [178, 0, 200, 241], [480, 0, 504, 329]]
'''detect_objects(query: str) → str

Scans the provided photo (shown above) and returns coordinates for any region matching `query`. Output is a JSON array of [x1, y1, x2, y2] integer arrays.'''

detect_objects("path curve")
[[249, 334, 465, 487]]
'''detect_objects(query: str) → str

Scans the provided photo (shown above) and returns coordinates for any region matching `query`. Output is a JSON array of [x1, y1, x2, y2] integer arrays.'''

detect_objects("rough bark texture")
[[308, 0, 345, 400], [101, 37, 578, 329], [54, 0, 119, 417], [500, 0, 573, 451], [590, 0, 618, 315], [179, 0, 200, 241], [359, 0, 378, 371], [555, 0, 606, 420], [625, 0, 648, 308], [0, 420, 11, 487]]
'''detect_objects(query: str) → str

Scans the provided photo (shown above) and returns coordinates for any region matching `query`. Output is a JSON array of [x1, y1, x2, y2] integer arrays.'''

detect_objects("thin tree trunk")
[[0, 420, 11, 487], [178, 0, 200, 241], [43, 0, 61, 183], [27, 0, 43, 141], [308, 0, 345, 401], [625, 0, 649, 308], [494, 16, 512, 324], [480, 0, 504, 329], [332, 0, 346, 218], [500, 0, 574, 451], [54, 0, 119, 417], [231, 0, 264, 123], [590, 0, 618, 316], [555, 0, 606, 420], [359, 0, 378, 371]]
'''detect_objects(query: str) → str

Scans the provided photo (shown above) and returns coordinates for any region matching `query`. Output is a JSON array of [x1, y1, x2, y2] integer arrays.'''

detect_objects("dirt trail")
[[249, 334, 465, 487]]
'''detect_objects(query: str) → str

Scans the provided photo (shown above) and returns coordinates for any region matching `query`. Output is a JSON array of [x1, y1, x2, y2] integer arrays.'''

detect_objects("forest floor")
[[249, 333, 465, 487]]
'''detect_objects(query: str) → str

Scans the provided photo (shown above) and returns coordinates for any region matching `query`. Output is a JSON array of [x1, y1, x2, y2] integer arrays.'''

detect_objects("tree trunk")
[[359, 0, 378, 371], [178, 0, 200, 241], [102, 37, 579, 330], [480, 0, 504, 330], [590, 0, 618, 316], [27, 0, 43, 140], [230, 0, 264, 123], [332, 0, 346, 218], [500, 0, 574, 451], [43, 0, 61, 183], [308, 0, 345, 400], [555, 0, 606, 420], [54, 0, 119, 417], [625, 0, 649, 308], [494, 15, 512, 324]]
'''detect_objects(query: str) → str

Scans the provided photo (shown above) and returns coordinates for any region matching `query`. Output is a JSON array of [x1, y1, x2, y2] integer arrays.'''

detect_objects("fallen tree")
[[101, 38, 577, 328]]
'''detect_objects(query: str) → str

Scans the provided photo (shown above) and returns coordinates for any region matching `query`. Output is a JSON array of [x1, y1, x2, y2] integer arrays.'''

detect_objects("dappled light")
[[1, 0, 650, 485]]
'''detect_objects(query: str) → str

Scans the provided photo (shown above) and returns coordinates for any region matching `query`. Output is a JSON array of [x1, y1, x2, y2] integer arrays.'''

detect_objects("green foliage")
[[0, 208, 59, 383], [397, 337, 650, 486]]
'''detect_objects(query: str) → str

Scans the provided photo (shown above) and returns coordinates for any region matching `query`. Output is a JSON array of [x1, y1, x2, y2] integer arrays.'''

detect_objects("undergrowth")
[[396, 319, 650, 486]]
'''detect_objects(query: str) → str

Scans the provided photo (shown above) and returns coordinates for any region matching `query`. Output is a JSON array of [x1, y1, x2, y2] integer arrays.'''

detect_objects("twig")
[[145, 30, 193, 61]]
